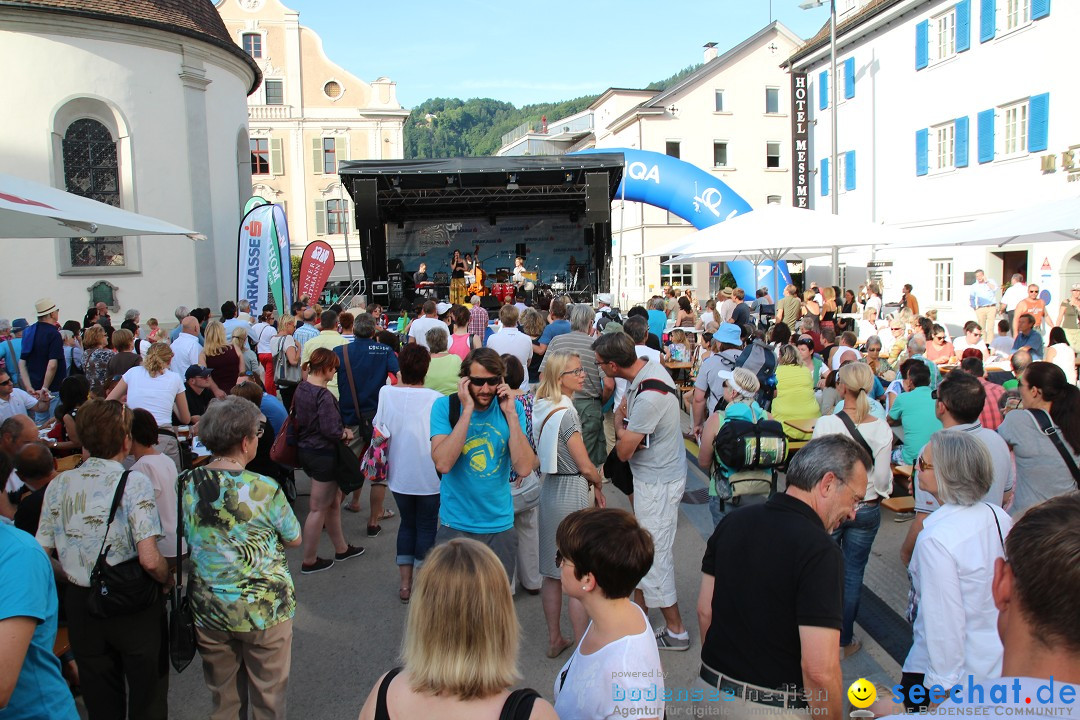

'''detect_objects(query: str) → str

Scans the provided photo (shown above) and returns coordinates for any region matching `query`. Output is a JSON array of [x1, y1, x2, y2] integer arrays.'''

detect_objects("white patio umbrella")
[[0, 173, 204, 240], [885, 192, 1080, 249], [664, 248, 838, 302]]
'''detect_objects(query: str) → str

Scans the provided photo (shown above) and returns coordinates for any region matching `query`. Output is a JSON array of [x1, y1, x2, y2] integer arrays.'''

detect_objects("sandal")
[[378, 509, 396, 520], [399, 586, 411, 604], [343, 503, 361, 513], [546, 637, 573, 659]]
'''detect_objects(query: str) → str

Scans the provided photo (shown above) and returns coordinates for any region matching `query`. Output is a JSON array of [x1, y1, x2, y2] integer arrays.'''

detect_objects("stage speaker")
[[353, 179, 379, 231], [585, 172, 610, 224], [515, 243, 527, 259], [480, 295, 502, 311]]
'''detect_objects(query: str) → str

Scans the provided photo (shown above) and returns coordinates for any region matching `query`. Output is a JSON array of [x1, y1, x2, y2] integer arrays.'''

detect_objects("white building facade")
[[0, 0, 259, 322], [497, 23, 804, 308], [788, 0, 1072, 327]]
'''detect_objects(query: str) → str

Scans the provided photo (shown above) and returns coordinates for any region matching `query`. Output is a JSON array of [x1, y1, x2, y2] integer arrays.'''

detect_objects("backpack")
[[735, 339, 778, 408], [711, 415, 788, 471], [595, 308, 622, 333]]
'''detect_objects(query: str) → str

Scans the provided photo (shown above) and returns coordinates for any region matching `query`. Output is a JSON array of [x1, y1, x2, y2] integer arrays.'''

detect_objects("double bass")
[[466, 243, 486, 297]]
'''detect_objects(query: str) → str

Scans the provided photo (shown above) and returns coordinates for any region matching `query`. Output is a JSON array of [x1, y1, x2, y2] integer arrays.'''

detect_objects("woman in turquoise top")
[[697, 368, 767, 527]]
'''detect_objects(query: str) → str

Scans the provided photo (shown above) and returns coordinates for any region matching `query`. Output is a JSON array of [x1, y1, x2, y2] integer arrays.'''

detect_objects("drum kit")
[[413, 255, 591, 304]]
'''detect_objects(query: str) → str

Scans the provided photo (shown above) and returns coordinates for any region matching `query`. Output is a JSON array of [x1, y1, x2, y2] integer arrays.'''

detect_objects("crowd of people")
[[1, 274, 1079, 719]]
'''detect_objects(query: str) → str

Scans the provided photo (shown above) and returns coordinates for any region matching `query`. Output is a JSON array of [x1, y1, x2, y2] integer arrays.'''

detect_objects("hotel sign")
[[1041, 144, 1080, 182], [791, 72, 810, 208]]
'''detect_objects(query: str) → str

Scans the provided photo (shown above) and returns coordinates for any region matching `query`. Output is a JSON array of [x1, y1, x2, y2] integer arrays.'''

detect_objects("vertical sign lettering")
[[790, 72, 810, 209]]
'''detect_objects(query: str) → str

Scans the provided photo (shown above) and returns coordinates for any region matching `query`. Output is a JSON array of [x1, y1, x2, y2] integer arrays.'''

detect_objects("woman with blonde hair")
[[107, 342, 191, 471], [231, 326, 262, 380], [770, 344, 820, 440], [271, 314, 301, 407], [532, 350, 604, 659], [811, 361, 892, 657], [82, 323, 114, 396], [801, 289, 822, 334], [358, 539, 556, 720], [821, 286, 838, 334], [200, 320, 243, 394]]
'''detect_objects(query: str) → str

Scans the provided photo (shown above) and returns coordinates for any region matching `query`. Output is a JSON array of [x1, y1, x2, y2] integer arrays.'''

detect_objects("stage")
[[338, 154, 624, 310]]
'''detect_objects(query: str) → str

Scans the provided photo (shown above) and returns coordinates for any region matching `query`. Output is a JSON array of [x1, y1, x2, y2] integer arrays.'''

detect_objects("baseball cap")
[[185, 364, 214, 380], [435, 302, 452, 315]]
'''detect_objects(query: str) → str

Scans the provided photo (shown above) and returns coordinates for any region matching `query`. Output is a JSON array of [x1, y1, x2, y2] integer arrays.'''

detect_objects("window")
[[323, 81, 342, 99], [713, 142, 728, 167], [933, 121, 955, 172], [660, 255, 692, 287], [835, 152, 848, 194], [621, 254, 644, 287], [665, 141, 680, 159], [767, 195, 782, 204], [326, 199, 349, 235], [250, 138, 270, 175], [62, 119, 124, 267], [242, 32, 262, 58], [1004, 0, 1031, 32], [714, 90, 725, 112], [766, 142, 781, 169], [264, 79, 283, 105], [932, 8, 956, 62], [765, 87, 780, 114], [1001, 100, 1028, 157], [322, 137, 337, 174], [932, 259, 953, 302]]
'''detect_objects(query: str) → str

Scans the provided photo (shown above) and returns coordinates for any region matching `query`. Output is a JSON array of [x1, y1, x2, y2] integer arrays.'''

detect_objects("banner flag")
[[298, 241, 335, 302], [236, 204, 274, 313], [273, 204, 293, 311]]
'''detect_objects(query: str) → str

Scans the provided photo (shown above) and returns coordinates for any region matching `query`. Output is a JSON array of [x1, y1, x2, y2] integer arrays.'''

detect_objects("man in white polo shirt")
[[485, 305, 531, 388], [0, 369, 47, 422]]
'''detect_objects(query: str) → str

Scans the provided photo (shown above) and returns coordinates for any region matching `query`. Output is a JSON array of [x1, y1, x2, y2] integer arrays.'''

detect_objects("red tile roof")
[[0, 0, 260, 92]]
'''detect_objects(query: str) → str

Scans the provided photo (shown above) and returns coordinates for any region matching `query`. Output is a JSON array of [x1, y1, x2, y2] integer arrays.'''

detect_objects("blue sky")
[[280, 0, 831, 108]]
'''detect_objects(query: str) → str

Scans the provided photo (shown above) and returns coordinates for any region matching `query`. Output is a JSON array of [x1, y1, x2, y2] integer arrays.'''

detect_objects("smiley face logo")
[[847, 678, 876, 708]]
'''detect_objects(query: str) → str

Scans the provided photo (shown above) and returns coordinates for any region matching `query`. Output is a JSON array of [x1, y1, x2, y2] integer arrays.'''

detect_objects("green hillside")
[[403, 64, 702, 158]]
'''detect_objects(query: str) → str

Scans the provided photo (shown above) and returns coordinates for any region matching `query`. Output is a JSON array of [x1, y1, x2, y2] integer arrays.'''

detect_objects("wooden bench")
[[882, 496, 915, 513]]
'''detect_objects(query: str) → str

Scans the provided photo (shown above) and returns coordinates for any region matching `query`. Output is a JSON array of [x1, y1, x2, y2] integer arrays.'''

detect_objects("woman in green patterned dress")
[[181, 396, 302, 719]]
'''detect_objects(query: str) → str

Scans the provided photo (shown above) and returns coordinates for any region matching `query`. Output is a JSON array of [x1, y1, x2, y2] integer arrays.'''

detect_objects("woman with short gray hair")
[[181, 395, 302, 718], [423, 327, 462, 396], [899, 430, 1012, 712]]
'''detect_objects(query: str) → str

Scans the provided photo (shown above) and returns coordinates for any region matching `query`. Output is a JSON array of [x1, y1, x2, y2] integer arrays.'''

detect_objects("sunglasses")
[[917, 456, 934, 472], [555, 549, 572, 568], [467, 376, 502, 387], [1029, 290, 1039, 295], [0, 379, 12, 386]]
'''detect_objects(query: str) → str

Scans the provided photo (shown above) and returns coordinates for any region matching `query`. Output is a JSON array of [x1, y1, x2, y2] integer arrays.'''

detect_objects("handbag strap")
[[836, 411, 876, 469], [537, 407, 568, 447], [499, 688, 540, 720], [341, 343, 363, 424], [1028, 409, 1080, 486], [985, 503, 1006, 551], [94, 470, 131, 564]]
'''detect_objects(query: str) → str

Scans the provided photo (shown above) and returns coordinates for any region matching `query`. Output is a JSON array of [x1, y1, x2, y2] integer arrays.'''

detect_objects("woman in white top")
[[553, 508, 663, 720], [1043, 326, 1076, 384], [811, 361, 893, 657], [899, 430, 1011, 713], [270, 314, 301, 408], [373, 343, 443, 604], [108, 342, 190, 471], [129, 407, 185, 560]]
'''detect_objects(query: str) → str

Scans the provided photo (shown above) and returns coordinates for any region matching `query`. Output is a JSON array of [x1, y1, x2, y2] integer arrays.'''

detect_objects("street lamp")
[[800, 0, 840, 283]]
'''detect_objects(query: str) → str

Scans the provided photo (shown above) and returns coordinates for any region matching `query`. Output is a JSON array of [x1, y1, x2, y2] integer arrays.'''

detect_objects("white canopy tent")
[[885, 192, 1080, 249], [0, 173, 203, 240], [664, 248, 837, 303], [659, 204, 897, 300]]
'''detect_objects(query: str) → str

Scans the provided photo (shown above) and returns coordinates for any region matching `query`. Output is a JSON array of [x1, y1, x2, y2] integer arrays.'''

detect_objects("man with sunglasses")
[[430, 348, 536, 580], [0, 371, 47, 423]]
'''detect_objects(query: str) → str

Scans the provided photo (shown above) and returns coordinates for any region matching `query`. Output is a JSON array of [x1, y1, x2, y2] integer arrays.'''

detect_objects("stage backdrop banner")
[[298, 240, 335, 301], [385, 215, 589, 286], [236, 204, 273, 312]]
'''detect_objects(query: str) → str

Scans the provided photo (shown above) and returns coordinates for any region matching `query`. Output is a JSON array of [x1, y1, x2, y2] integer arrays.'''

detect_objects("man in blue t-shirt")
[[0, 523, 79, 719], [430, 348, 536, 579], [534, 298, 570, 359], [335, 313, 401, 534], [18, 299, 66, 424]]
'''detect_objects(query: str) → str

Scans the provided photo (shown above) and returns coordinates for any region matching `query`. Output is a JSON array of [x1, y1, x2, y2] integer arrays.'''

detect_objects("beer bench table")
[[883, 464, 915, 512]]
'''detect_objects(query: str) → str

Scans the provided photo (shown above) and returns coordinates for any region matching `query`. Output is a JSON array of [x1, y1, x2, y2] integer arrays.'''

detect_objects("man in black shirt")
[[696, 434, 870, 717], [182, 365, 215, 420], [12, 442, 56, 536]]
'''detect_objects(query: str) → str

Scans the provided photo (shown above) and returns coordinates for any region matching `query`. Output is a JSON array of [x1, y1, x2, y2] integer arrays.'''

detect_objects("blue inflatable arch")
[[574, 148, 790, 297]]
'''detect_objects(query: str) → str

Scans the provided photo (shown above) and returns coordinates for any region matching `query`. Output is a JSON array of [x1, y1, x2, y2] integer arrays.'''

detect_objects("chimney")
[[703, 42, 718, 63]]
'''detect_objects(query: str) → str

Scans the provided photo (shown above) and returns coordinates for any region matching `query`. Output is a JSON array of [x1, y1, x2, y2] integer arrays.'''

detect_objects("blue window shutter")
[[1028, 93, 1050, 152], [916, 129, 929, 176], [1032, 0, 1050, 20], [844, 58, 855, 99], [980, 0, 996, 41], [957, 0, 971, 51], [818, 70, 828, 110], [977, 109, 995, 163], [821, 158, 830, 196], [955, 116, 970, 167], [916, 20, 929, 70], [845, 151, 856, 191]]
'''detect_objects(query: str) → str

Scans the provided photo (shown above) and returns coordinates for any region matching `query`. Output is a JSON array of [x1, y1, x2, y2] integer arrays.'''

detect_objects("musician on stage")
[[511, 256, 526, 285], [449, 249, 468, 304], [413, 262, 428, 286]]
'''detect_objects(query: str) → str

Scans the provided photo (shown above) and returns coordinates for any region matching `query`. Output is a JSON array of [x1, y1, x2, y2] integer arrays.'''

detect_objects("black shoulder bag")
[[169, 469, 197, 672], [87, 471, 163, 618], [835, 411, 877, 471], [1029, 409, 1080, 487]]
